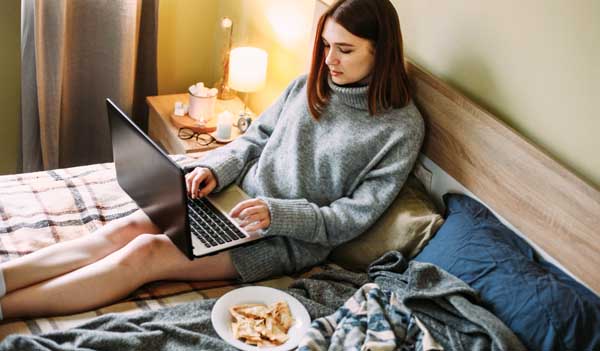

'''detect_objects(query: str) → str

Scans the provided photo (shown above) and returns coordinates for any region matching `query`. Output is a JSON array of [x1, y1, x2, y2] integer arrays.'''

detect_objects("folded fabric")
[[369, 251, 526, 351], [298, 283, 424, 351], [299, 251, 525, 351]]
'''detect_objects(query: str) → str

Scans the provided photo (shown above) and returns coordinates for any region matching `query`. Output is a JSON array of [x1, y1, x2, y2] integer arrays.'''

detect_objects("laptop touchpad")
[[208, 185, 250, 214]]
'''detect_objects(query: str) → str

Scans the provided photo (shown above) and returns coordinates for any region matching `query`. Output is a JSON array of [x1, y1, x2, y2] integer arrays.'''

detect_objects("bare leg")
[[1, 234, 238, 319], [1, 210, 160, 294]]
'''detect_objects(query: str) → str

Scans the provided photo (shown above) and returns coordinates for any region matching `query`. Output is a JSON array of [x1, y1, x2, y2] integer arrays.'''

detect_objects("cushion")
[[329, 174, 444, 272], [414, 193, 600, 351]]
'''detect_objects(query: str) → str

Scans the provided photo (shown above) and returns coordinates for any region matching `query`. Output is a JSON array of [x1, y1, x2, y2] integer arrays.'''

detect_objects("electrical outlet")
[[413, 161, 433, 193]]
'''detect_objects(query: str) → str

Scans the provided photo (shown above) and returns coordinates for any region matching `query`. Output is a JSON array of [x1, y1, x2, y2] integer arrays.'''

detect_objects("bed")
[[0, 155, 328, 337], [0, 61, 598, 349]]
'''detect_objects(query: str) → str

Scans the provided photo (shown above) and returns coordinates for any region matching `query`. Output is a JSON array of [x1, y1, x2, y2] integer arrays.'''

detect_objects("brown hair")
[[307, 0, 411, 119]]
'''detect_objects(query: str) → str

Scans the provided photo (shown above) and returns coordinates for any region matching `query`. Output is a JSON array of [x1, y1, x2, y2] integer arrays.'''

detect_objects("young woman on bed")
[[0, 0, 423, 320]]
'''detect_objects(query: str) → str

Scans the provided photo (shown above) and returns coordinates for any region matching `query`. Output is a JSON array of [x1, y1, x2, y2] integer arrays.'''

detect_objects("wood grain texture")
[[146, 94, 250, 154], [169, 114, 217, 133], [407, 61, 600, 293]]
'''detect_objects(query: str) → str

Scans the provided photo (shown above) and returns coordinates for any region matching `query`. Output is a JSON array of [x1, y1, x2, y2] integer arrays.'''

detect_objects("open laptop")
[[106, 98, 262, 259]]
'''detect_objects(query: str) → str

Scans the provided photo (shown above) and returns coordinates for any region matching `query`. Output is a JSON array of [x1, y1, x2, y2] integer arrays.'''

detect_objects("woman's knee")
[[101, 211, 156, 247], [114, 234, 165, 271]]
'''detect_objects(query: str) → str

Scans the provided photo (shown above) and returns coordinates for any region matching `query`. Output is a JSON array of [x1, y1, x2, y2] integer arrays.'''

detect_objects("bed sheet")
[[0, 156, 322, 340]]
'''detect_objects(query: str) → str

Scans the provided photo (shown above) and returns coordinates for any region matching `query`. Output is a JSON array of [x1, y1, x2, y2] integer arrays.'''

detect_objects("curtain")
[[20, 0, 158, 172]]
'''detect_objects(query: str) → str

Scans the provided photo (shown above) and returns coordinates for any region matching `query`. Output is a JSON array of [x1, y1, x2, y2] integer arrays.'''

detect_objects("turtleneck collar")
[[327, 76, 369, 111]]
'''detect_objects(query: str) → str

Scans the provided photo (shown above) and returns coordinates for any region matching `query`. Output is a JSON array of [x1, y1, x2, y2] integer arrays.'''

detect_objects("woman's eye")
[[340, 49, 352, 54]]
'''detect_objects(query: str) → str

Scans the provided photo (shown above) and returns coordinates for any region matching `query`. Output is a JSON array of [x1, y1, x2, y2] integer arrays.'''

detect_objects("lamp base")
[[214, 79, 236, 100]]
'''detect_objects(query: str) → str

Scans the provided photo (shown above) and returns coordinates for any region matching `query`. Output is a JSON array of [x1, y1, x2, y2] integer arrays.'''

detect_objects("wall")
[[157, 0, 219, 94], [392, 0, 600, 189], [209, 0, 316, 113], [0, 0, 20, 175], [158, 0, 315, 111], [166, 0, 600, 190]]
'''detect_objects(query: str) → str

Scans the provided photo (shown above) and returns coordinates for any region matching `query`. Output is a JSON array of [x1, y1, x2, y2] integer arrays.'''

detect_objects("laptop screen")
[[106, 99, 192, 257]]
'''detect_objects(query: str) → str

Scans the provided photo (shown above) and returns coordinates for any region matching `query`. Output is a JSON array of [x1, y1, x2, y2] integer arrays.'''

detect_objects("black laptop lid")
[[106, 99, 192, 258]]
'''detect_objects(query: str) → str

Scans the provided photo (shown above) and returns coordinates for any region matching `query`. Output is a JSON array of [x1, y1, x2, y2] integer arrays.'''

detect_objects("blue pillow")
[[414, 193, 600, 351]]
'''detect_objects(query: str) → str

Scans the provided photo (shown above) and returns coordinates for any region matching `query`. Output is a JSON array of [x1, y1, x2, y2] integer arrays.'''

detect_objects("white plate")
[[211, 286, 311, 351], [214, 136, 234, 143]]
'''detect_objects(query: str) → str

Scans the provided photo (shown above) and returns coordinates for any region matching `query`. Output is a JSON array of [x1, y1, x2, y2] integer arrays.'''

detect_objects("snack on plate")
[[230, 301, 294, 347]]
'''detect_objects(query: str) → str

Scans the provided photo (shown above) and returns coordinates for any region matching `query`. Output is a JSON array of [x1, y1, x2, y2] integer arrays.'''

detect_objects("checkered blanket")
[[0, 156, 313, 340]]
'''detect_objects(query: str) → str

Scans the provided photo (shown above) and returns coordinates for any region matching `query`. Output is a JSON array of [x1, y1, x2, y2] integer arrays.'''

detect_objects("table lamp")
[[228, 46, 268, 119]]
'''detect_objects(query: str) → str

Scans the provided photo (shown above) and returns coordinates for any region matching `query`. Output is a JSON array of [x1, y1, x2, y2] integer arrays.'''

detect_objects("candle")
[[216, 111, 233, 140]]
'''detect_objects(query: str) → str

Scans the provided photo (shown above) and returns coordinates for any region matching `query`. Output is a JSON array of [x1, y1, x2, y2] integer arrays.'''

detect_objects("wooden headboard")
[[407, 61, 600, 293]]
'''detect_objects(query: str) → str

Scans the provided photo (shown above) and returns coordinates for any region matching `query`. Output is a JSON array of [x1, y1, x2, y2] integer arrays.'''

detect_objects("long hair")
[[307, 0, 411, 119]]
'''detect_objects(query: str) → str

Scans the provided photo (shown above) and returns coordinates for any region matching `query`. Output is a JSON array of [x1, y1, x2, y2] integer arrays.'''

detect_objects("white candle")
[[216, 111, 233, 140]]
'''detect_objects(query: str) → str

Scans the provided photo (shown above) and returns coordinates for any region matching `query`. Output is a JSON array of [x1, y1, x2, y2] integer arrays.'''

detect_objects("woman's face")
[[321, 18, 375, 86]]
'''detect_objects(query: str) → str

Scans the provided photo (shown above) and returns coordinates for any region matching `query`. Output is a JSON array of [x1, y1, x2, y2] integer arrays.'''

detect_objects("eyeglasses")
[[177, 128, 216, 146]]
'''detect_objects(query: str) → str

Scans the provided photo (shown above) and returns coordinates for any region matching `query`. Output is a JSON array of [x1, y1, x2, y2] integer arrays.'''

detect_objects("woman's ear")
[[368, 41, 376, 55]]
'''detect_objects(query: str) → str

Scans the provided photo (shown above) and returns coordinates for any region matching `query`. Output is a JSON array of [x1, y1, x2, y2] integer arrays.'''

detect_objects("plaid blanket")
[[0, 155, 317, 340]]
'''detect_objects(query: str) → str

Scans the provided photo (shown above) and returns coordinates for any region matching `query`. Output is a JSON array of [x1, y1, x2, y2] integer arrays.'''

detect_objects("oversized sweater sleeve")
[[183, 79, 297, 192], [258, 124, 424, 248]]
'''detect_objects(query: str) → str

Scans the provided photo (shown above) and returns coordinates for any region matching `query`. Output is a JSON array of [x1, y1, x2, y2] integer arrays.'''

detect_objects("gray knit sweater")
[[188, 75, 424, 279]]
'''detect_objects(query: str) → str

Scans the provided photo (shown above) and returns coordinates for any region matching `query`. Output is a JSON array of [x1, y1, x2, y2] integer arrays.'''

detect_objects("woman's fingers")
[[185, 172, 193, 197], [185, 167, 216, 199], [190, 171, 206, 198], [239, 212, 264, 226], [230, 199, 271, 231], [198, 176, 217, 198], [195, 170, 206, 196], [244, 219, 270, 232], [230, 198, 262, 217]]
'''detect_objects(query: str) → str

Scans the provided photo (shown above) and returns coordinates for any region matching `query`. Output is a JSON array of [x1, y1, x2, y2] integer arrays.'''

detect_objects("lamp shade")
[[228, 47, 268, 93]]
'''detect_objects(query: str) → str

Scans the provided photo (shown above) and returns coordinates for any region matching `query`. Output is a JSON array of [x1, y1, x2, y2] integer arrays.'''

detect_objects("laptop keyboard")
[[187, 197, 247, 248]]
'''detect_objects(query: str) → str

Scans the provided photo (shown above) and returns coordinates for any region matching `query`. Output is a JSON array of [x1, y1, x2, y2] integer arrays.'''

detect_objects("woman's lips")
[[330, 70, 342, 77]]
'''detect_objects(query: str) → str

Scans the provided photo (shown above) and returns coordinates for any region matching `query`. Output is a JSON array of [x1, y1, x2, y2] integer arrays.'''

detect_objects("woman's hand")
[[185, 167, 217, 199], [230, 198, 271, 232]]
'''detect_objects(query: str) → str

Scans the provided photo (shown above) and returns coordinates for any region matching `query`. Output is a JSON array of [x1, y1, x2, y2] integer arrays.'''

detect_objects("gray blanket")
[[0, 252, 524, 351], [0, 269, 367, 351], [368, 251, 525, 351]]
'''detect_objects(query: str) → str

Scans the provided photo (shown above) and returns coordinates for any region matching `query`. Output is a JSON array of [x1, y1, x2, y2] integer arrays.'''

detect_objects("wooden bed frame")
[[406, 61, 600, 294]]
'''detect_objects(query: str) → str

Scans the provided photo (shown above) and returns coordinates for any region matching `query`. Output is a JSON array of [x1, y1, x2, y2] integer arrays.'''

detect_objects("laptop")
[[106, 98, 263, 259]]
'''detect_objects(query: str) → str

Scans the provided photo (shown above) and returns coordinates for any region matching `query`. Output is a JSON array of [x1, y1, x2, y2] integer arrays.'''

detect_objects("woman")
[[0, 0, 423, 320]]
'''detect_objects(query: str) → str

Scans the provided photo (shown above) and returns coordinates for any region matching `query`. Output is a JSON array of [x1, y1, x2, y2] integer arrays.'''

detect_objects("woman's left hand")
[[229, 198, 271, 232]]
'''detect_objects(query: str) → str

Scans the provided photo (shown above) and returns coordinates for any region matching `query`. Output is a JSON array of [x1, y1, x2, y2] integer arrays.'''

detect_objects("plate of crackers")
[[211, 286, 311, 350]]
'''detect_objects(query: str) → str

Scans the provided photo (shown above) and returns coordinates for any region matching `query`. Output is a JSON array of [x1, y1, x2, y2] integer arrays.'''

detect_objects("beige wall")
[[157, 0, 219, 94], [208, 0, 316, 113], [159, 0, 600, 190], [0, 0, 20, 175], [158, 0, 316, 113], [392, 0, 600, 189]]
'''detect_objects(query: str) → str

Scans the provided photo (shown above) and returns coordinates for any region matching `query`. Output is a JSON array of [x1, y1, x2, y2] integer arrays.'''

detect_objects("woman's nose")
[[325, 49, 338, 65]]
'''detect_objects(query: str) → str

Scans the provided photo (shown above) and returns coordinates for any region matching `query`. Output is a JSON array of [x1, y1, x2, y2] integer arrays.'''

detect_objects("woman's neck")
[[327, 76, 370, 110], [335, 74, 371, 88]]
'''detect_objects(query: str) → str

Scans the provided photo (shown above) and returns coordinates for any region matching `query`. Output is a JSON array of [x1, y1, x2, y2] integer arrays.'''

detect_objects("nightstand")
[[146, 94, 253, 154]]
